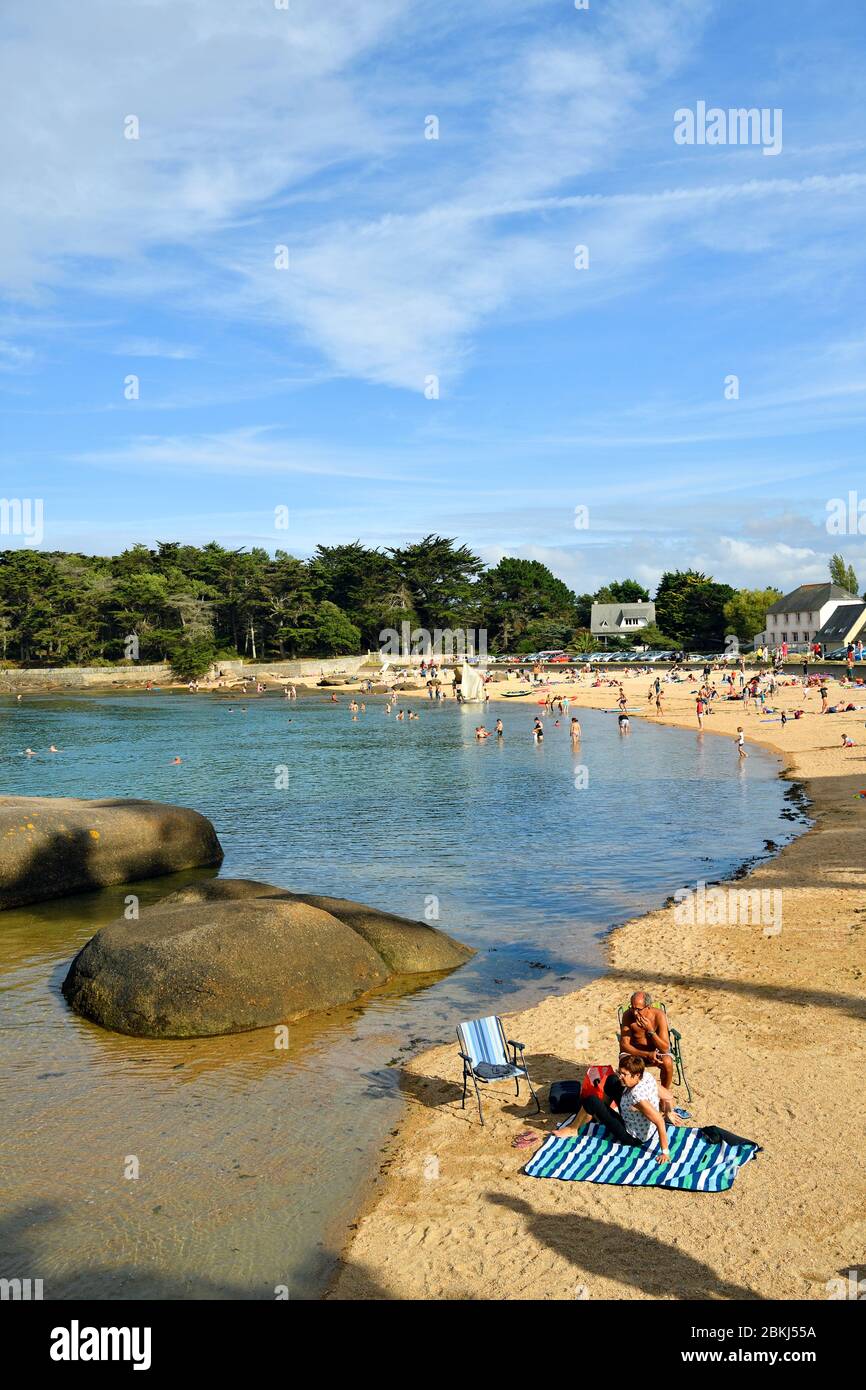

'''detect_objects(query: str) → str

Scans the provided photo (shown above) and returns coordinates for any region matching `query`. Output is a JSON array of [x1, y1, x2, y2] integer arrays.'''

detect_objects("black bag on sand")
[[548, 1080, 584, 1114], [698, 1123, 762, 1151]]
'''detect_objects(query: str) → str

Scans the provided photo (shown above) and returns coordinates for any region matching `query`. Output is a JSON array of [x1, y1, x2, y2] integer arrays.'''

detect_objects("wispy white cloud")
[[0, 339, 35, 370], [112, 339, 199, 360], [73, 427, 413, 482]]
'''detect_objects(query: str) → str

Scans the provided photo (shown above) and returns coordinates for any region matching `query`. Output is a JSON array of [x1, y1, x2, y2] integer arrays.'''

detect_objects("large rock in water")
[[0, 797, 223, 909], [62, 879, 474, 1038], [159, 879, 473, 974]]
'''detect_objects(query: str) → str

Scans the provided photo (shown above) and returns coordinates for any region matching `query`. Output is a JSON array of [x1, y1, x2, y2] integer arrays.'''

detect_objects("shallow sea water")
[[0, 691, 806, 1298]]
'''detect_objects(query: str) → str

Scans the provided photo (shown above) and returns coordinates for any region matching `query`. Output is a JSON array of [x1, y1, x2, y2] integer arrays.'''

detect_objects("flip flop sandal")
[[512, 1131, 542, 1149]]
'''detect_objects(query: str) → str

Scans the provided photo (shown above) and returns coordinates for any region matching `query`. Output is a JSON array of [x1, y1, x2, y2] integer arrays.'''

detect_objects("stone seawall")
[[0, 655, 376, 691]]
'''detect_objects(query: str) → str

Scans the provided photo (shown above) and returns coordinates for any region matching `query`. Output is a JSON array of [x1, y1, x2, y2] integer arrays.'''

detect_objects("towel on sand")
[[524, 1118, 760, 1191]]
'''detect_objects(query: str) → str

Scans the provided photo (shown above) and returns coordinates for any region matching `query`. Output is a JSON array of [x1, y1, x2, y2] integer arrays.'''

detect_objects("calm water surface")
[[0, 692, 805, 1298]]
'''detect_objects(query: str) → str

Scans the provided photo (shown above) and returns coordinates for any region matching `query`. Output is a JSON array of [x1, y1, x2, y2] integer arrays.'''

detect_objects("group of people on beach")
[[516, 991, 686, 1165]]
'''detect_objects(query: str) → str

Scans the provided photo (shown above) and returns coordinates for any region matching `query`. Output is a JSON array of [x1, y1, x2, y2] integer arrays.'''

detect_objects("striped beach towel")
[[524, 1119, 759, 1191]]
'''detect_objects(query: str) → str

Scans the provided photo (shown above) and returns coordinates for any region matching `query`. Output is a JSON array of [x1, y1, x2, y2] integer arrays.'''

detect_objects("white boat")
[[460, 662, 486, 702]]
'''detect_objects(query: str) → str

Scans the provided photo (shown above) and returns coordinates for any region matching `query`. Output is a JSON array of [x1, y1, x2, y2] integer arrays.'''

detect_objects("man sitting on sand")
[[618, 990, 674, 1090]]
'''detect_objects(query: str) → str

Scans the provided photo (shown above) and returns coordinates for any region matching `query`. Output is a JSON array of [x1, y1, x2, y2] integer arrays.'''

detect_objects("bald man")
[[619, 991, 674, 1091]]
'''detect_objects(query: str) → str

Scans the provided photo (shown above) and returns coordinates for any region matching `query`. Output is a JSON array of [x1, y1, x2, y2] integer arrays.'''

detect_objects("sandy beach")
[[330, 668, 866, 1301]]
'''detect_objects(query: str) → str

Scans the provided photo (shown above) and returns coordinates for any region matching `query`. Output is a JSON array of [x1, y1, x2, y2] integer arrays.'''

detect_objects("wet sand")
[[330, 668, 866, 1301]]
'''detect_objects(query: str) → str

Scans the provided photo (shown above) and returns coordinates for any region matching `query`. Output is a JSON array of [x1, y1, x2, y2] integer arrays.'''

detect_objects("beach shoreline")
[[328, 669, 866, 1301]]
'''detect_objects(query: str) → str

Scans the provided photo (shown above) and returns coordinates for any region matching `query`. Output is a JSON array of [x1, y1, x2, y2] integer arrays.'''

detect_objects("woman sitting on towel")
[[553, 1056, 678, 1165]]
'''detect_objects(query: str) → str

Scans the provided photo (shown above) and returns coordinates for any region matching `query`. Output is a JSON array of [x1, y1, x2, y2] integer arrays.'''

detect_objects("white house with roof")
[[755, 583, 861, 648], [590, 600, 655, 639]]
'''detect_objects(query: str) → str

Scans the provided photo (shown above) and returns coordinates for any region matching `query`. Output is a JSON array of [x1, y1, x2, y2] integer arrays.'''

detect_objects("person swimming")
[[475, 725, 491, 740], [171, 757, 182, 764]]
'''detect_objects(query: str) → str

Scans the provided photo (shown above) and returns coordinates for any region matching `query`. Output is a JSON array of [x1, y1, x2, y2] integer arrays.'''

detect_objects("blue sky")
[[2, 0, 865, 595]]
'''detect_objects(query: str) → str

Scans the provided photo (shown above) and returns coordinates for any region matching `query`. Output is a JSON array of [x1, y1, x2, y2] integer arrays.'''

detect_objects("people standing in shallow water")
[[494, 719, 504, 738], [570, 717, 581, 743], [533, 719, 544, 742]]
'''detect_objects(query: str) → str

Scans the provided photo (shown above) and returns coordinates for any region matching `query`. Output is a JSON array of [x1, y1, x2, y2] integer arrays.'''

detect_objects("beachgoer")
[[533, 718, 544, 742], [494, 719, 504, 738], [618, 991, 674, 1090], [570, 717, 581, 742], [736, 727, 747, 758], [551, 1056, 674, 1164], [475, 725, 491, 740]]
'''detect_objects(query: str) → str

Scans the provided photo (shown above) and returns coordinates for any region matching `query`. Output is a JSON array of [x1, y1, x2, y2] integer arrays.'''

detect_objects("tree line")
[[0, 538, 858, 677]]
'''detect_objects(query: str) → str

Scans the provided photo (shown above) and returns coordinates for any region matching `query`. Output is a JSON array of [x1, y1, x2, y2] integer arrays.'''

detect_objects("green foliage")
[[308, 601, 361, 656], [632, 622, 678, 648], [723, 588, 782, 644], [829, 553, 859, 597], [654, 570, 735, 647], [480, 557, 577, 652], [593, 578, 650, 604], [0, 542, 786, 668], [167, 636, 218, 681]]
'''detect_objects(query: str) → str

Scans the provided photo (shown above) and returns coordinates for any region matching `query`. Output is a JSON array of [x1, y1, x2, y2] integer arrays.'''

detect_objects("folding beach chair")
[[616, 1000, 692, 1102], [457, 1015, 541, 1126]]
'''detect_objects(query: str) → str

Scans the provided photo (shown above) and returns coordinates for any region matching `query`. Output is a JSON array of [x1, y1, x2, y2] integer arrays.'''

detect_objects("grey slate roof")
[[813, 602, 866, 645], [767, 583, 858, 615]]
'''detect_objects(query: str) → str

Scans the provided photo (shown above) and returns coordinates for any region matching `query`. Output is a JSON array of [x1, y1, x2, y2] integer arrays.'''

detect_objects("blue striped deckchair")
[[457, 1015, 541, 1126], [523, 1118, 760, 1190]]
